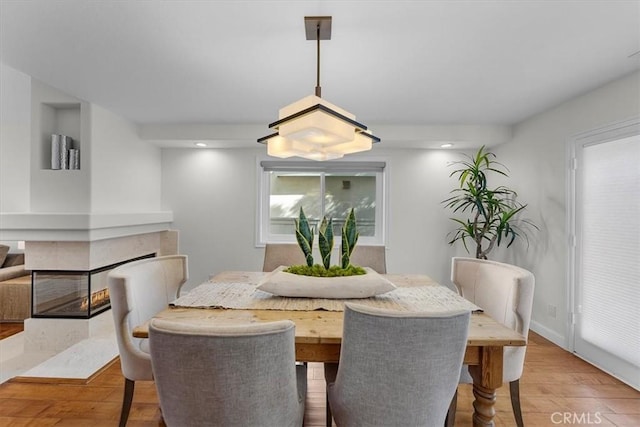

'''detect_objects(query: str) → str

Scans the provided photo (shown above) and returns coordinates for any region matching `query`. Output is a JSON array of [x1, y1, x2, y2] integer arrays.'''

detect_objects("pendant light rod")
[[305, 16, 331, 97], [316, 24, 321, 97]]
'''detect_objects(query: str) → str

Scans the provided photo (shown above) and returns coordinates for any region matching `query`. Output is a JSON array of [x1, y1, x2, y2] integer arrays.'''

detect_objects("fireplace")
[[31, 254, 155, 319]]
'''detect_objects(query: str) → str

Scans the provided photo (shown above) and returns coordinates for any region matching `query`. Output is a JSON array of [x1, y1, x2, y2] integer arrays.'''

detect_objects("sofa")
[[0, 245, 31, 321]]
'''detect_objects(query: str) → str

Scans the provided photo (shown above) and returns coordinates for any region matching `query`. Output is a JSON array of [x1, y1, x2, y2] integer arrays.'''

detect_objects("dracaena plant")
[[442, 146, 537, 260], [341, 208, 359, 268], [294, 207, 314, 267]]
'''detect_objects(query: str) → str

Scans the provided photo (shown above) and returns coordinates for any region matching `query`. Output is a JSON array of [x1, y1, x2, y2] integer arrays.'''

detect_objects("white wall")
[[161, 146, 473, 291], [0, 63, 31, 212], [493, 71, 640, 346], [1, 62, 166, 244], [90, 104, 162, 212], [161, 148, 260, 290]]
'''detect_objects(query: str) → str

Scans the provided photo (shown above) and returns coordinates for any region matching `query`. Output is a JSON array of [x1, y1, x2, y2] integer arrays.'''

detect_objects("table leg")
[[468, 346, 503, 427]]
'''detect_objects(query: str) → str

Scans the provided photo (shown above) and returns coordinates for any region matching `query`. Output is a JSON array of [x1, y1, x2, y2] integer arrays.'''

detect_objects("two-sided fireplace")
[[31, 253, 155, 319]]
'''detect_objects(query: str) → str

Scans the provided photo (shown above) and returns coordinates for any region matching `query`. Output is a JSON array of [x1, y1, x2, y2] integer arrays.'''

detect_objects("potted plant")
[[442, 146, 537, 259], [257, 207, 396, 299], [285, 207, 366, 277]]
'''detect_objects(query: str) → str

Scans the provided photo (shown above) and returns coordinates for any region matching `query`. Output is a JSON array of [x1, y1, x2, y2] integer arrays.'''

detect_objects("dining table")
[[133, 270, 526, 427]]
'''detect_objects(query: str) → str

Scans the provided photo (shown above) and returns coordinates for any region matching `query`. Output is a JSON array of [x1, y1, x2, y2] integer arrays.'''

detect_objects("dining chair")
[[349, 244, 387, 273], [262, 243, 306, 272], [148, 317, 307, 427], [107, 254, 188, 427], [325, 303, 470, 427], [446, 257, 535, 427]]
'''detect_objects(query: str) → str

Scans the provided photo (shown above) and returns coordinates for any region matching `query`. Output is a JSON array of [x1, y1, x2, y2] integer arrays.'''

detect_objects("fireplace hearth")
[[32, 254, 154, 319]]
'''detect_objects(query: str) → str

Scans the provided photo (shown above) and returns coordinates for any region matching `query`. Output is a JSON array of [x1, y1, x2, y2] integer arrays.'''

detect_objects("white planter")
[[257, 266, 396, 299]]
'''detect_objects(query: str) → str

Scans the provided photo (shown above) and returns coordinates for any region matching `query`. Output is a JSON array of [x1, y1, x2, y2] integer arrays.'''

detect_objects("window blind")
[[580, 135, 640, 367], [260, 160, 385, 173]]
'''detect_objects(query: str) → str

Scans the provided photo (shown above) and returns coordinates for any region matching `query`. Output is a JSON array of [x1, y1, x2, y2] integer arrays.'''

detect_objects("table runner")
[[171, 281, 482, 313]]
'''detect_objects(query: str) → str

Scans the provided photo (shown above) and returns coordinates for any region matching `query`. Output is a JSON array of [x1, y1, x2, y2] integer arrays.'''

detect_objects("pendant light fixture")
[[258, 16, 380, 161]]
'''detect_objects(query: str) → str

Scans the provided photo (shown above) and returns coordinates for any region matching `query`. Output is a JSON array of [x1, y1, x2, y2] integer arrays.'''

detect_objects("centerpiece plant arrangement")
[[284, 207, 367, 277], [442, 146, 537, 260]]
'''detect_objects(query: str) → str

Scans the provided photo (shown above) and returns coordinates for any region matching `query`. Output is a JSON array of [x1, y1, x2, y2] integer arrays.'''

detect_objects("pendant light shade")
[[258, 17, 380, 161]]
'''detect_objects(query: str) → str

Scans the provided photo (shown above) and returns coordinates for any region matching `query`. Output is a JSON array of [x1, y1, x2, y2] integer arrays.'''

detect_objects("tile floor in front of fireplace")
[[0, 314, 118, 384]]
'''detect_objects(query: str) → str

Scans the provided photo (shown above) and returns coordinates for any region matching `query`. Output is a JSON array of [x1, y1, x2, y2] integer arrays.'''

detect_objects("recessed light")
[[440, 143, 453, 148], [194, 142, 208, 147]]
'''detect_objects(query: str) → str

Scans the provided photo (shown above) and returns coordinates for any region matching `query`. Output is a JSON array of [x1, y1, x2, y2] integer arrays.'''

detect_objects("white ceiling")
[[1, 0, 639, 148]]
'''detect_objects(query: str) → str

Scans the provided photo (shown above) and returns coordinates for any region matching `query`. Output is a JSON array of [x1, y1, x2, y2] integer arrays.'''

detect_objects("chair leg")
[[444, 388, 457, 427], [324, 362, 338, 427], [326, 392, 332, 427], [118, 378, 135, 427], [510, 379, 524, 427]]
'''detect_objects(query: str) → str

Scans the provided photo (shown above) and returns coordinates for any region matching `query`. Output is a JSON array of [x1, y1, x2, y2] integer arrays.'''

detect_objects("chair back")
[[263, 243, 306, 272], [149, 318, 306, 427], [349, 245, 387, 273], [107, 255, 188, 381], [328, 303, 470, 427], [451, 257, 535, 381]]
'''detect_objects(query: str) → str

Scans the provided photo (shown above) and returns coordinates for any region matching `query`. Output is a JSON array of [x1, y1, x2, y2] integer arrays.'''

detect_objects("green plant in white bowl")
[[286, 207, 365, 277]]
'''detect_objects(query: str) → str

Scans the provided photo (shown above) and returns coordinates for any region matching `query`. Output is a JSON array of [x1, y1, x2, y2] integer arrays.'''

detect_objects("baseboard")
[[530, 320, 567, 349]]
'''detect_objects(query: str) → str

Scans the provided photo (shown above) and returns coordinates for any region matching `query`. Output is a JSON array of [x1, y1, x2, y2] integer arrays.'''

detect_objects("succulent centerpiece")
[[284, 207, 366, 277], [258, 207, 395, 298]]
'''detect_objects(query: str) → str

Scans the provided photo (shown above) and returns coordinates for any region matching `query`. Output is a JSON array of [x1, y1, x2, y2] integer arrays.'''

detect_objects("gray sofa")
[[0, 253, 29, 282]]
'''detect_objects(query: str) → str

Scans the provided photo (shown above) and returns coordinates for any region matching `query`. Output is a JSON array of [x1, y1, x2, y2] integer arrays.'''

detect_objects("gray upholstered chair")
[[148, 318, 307, 427], [262, 243, 306, 272], [446, 257, 535, 427], [107, 255, 188, 427], [325, 303, 470, 427]]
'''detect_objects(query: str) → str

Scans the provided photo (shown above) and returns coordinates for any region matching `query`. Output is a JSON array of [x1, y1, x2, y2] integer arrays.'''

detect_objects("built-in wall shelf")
[[39, 102, 81, 170], [30, 81, 90, 212]]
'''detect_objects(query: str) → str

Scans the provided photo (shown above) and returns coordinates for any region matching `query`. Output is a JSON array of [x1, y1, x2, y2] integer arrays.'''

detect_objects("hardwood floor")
[[0, 332, 638, 426], [0, 323, 23, 340]]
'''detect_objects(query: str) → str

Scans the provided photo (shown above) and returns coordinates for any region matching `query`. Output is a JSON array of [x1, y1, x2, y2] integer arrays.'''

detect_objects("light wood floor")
[[0, 332, 638, 426], [0, 322, 23, 340]]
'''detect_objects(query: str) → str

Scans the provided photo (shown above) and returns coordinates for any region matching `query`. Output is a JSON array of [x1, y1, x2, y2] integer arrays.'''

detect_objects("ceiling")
[[1, 0, 639, 149]]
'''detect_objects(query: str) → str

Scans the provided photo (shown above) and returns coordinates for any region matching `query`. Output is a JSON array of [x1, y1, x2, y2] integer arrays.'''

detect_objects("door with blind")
[[571, 119, 640, 390]]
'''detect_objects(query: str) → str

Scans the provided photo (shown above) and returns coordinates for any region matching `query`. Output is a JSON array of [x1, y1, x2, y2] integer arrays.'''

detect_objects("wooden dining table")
[[133, 271, 526, 427]]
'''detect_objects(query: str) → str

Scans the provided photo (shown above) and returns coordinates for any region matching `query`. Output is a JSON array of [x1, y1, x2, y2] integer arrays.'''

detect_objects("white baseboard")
[[530, 320, 568, 349]]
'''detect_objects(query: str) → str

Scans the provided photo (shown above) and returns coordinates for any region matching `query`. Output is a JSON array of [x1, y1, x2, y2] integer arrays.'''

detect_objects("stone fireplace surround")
[[0, 228, 178, 383], [23, 230, 178, 352]]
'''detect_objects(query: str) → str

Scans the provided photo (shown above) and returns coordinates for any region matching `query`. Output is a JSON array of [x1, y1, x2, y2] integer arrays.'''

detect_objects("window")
[[258, 160, 386, 245]]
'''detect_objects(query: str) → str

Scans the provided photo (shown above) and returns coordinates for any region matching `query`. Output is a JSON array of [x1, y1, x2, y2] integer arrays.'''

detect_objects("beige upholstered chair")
[[148, 318, 307, 427], [107, 255, 188, 427], [262, 243, 306, 272], [446, 257, 535, 427], [325, 303, 470, 427], [349, 244, 387, 273]]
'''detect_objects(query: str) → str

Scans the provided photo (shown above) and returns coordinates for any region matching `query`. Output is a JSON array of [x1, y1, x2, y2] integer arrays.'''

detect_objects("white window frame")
[[256, 157, 388, 247]]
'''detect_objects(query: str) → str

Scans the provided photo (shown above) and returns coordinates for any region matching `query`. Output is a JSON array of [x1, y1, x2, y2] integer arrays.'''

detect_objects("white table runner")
[[171, 281, 482, 313]]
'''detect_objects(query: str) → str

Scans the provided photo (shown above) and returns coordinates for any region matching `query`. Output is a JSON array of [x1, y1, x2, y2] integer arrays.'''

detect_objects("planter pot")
[[257, 266, 396, 299]]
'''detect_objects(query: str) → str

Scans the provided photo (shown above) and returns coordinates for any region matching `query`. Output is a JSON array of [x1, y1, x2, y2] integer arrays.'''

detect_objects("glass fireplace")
[[32, 253, 155, 319]]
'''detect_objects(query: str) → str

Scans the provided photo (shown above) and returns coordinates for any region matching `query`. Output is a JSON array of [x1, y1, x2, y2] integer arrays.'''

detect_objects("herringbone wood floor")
[[0, 331, 638, 426]]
